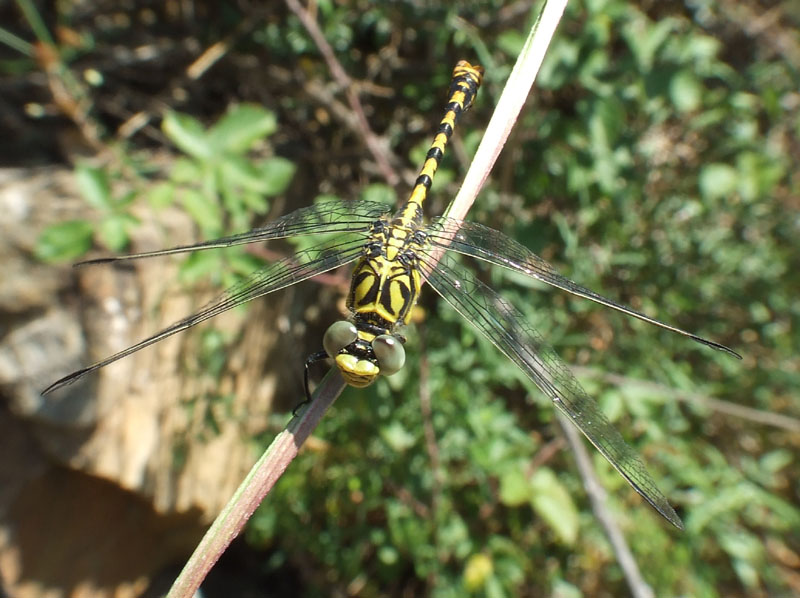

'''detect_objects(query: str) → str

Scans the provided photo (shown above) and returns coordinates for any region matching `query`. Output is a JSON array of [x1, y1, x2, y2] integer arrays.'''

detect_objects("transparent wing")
[[418, 249, 684, 529], [43, 235, 367, 395], [427, 217, 740, 359], [79, 199, 390, 265]]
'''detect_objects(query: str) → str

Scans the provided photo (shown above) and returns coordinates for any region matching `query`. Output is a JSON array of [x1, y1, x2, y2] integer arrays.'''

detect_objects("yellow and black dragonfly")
[[44, 61, 739, 529]]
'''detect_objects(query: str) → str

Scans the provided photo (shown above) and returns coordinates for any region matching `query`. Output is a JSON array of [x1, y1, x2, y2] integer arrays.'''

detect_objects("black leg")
[[295, 351, 329, 414]]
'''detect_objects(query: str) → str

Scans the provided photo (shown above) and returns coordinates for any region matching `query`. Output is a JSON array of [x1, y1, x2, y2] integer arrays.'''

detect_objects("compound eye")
[[323, 321, 358, 358], [373, 335, 405, 376]]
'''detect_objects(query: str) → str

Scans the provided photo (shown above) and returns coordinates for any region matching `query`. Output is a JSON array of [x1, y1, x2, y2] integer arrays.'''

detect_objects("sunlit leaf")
[[180, 188, 222, 235], [163, 111, 213, 160], [360, 183, 397, 206], [98, 213, 136, 251], [170, 156, 204, 184], [258, 157, 296, 196], [378, 545, 399, 565], [179, 250, 223, 284], [497, 30, 525, 58], [379, 421, 415, 452], [530, 468, 579, 545], [35, 220, 93, 262], [699, 163, 738, 200], [670, 70, 703, 112], [208, 104, 278, 153], [220, 154, 272, 194], [498, 469, 532, 507], [75, 164, 112, 210], [148, 182, 175, 209], [463, 553, 493, 591]]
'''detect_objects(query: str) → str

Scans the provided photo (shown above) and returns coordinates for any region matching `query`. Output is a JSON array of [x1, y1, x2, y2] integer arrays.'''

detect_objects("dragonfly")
[[44, 60, 740, 529]]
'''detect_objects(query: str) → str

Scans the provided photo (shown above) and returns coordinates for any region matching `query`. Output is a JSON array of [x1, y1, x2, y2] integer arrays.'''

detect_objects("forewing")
[[80, 200, 390, 265], [427, 216, 739, 359], [43, 235, 366, 394], [418, 249, 684, 529]]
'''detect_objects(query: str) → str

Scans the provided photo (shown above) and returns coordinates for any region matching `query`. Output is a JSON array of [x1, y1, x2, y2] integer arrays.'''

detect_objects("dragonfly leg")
[[297, 350, 329, 414]]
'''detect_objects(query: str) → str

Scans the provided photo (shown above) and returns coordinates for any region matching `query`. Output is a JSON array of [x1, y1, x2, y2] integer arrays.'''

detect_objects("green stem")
[[15, 0, 55, 47], [166, 368, 346, 598]]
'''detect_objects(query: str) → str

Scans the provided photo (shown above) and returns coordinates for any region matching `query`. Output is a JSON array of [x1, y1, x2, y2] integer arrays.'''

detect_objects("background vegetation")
[[5, 0, 799, 596]]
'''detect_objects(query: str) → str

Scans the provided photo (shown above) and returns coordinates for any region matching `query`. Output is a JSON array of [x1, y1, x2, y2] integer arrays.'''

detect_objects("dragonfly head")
[[323, 321, 405, 387]]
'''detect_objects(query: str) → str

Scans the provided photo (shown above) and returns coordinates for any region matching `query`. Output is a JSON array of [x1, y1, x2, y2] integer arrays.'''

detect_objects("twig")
[[385, 482, 431, 519], [445, 0, 568, 222], [118, 11, 267, 141], [284, 0, 400, 186], [267, 65, 375, 155], [437, 3, 661, 591], [526, 436, 566, 475], [15, 0, 55, 46], [166, 368, 346, 598], [32, 39, 105, 151], [571, 366, 800, 433], [558, 413, 656, 598], [0, 25, 34, 55]]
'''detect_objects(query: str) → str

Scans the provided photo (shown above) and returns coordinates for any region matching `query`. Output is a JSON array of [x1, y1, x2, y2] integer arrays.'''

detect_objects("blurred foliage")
[[248, 2, 800, 597], [7, 0, 799, 596], [35, 162, 139, 259], [35, 103, 295, 291]]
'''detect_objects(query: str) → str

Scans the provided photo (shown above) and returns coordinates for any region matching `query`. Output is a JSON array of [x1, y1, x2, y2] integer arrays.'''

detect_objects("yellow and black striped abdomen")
[[335, 61, 483, 387], [350, 60, 482, 331], [399, 60, 483, 222]]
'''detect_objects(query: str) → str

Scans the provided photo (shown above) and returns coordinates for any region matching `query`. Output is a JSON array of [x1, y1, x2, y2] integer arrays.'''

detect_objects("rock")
[[0, 166, 293, 596]]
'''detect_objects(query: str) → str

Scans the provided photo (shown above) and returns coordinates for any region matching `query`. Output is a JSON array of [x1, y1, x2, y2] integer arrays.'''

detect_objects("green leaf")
[[170, 156, 204, 184], [219, 154, 287, 196], [698, 163, 738, 200], [75, 164, 112, 210], [258, 157, 296, 196], [116, 190, 137, 209], [759, 449, 792, 474], [35, 220, 94, 262], [379, 421, 415, 452], [227, 252, 264, 278], [163, 111, 213, 160], [463, 553, 494, 591], [590, 95, 624, 147], [179, 250, 223, 284], [670, 70, 703, 113], [622, 15, 676, 72], [498, 469, 532, 507], [98, 213, 137, 251], [551, 580, 583, 598], [732, 558, 760, 590], [599, 388, 625, 422], [240, 192, 269, 214], [148, 182, 175, 209], [719, 529, 764, 588], [687, 484, 757, 533], [735, 150, 786, 201], [684, 34, 722, 62], [497, 30, 526, 58], [180, 189, 222, 235], [377, 545, 399, 565], [360, 183, 396, 206], [530, 468, 579, 545], [538, 37, 579, 89], [438, 515, 470, 557], [208, 104, 278, 153]]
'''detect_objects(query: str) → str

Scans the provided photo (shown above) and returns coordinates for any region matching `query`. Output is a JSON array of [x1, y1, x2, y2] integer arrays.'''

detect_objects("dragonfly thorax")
[[346, 217, 425, 330]]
